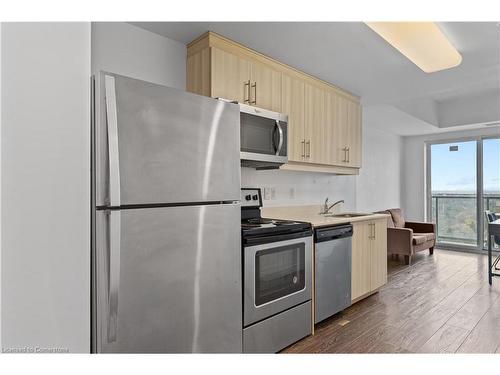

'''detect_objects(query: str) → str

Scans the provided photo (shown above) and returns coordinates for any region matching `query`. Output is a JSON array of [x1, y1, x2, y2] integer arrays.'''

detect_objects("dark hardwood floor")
[[283, 249, 500, 353]]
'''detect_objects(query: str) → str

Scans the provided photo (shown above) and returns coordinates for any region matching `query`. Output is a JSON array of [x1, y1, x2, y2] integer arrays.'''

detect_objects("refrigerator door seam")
[[95, 201, 240, 211]]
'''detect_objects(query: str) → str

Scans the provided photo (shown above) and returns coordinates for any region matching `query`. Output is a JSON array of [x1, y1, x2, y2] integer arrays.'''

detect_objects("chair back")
[[485, 210, 500, 246], [485, 210, 497, 223]]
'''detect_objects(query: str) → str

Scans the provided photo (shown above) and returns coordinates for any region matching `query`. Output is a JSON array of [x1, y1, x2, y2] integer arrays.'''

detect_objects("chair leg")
[[429, 247, 434, 255], [404, 255, 411, 266]]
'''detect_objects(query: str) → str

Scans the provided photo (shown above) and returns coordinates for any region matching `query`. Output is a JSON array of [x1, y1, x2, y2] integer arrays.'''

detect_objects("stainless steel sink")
[[323, 213, 371, 218]]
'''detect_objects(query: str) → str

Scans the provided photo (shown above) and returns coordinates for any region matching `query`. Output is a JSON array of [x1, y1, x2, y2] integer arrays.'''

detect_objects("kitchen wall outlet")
[[289, 187, 295, 199], [270, 187, 276, 200], [263, 187, 272, 200]]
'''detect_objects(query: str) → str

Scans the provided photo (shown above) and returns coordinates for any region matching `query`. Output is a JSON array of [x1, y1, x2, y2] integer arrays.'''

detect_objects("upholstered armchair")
[[380, 208, 436, 265]]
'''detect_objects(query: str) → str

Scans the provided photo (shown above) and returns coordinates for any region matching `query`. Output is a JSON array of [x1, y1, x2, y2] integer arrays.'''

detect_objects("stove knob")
[[245, 194, 252, 201], [252, 194, 258, 200]]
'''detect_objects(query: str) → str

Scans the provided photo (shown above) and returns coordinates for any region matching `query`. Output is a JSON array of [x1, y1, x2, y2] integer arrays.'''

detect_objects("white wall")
[[402, 126, 500, 221], [241, 168, 357, 210], [1, 23, 91, 352], [356, 124, 402, 212], [91, 22, 186, 89]]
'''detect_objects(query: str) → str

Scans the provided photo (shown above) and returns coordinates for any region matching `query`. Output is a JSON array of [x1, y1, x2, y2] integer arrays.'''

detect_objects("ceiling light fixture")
[[364, 22, 462, 73]]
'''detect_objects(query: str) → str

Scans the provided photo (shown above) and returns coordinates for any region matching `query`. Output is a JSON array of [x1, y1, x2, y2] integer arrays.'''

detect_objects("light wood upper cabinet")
[[304, 83, 327, 164], [346, 100, 362, 168], [250, 61, 281, 112], [351, 218, 388, 302], [334, 95, 349, 166], [334, 95, 362, 168], [186, 47, 211, 97], [196, 47, 281, 112], [282, 74, 305, 162], [186, 31, 362, 173], [298, 84, 362, 168], [211, 48, 251, 103]]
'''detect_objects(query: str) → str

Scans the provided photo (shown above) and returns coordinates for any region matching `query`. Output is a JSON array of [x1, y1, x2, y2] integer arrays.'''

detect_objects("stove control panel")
[[241, 188, 262, 208]]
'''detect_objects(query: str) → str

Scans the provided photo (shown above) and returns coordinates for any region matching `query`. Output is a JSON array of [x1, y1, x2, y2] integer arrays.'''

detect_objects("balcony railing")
[[431, 193, 500, 248]]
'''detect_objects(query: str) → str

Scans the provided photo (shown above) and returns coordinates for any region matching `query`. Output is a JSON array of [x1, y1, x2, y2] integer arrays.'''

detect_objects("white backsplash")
[[241, 167, 357, 210]]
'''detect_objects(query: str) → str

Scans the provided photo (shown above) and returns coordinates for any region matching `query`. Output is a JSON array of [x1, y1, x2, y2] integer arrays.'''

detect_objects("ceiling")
[[131, 22, 500, 136]]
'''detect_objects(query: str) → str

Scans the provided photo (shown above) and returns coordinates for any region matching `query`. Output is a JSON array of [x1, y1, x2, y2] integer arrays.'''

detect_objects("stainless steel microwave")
[[238, 103, 288, 169]]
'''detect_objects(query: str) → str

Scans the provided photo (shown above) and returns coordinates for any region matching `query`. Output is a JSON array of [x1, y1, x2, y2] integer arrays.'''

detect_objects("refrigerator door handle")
[[104, 75, 121, 207], [107, 210, 121, 343]]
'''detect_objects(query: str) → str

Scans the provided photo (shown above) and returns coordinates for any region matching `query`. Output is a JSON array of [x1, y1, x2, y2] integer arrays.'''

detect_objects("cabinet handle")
[[301, 140, 306, 158], [369, 223, 375, 239], [243, 80, 250, 103], [342, 147, 347, 162], [306, 140, 311, 158], [251, 82, 257, 105], [347, 147, 350, 163]]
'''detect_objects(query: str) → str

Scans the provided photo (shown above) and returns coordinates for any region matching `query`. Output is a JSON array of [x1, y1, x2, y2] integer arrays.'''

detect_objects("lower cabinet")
[[351, 218, 388, 302]]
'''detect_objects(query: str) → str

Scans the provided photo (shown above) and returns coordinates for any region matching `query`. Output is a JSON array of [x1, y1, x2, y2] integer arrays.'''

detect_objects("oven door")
[[239, 104, 288, 166], [244, 235, 312, 327]]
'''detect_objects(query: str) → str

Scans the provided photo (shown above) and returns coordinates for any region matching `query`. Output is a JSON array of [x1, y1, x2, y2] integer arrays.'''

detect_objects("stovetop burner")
[[240, 188, 312, 241], [241, 215, 311, 236]]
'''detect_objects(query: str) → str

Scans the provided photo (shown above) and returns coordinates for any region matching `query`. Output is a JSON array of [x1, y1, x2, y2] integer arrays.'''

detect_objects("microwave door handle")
[[275, 120, 284, 156]]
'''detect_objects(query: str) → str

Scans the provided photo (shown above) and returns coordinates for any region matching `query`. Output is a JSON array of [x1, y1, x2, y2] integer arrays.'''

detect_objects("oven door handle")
[[275, 120, 284, 156]]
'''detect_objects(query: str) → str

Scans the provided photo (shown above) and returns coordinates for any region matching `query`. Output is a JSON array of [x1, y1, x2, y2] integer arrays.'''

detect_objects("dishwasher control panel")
[[315, 224, 353, 243]]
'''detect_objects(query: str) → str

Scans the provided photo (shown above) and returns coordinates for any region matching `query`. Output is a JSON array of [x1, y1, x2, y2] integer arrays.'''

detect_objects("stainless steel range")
[[241, 188, 313, 353]]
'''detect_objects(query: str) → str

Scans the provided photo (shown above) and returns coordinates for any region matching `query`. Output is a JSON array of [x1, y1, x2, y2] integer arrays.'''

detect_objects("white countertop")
[[261, 205, 390, 228]]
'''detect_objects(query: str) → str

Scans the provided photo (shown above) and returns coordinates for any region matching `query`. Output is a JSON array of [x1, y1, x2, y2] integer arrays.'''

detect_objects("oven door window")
[[255, 243, 305, 306], [240, 113, 287, 157]]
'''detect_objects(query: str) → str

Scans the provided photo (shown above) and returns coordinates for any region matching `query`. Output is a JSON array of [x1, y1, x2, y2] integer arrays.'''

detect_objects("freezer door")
[[95, 72, 240, 206], [94, 204, 242, 353]]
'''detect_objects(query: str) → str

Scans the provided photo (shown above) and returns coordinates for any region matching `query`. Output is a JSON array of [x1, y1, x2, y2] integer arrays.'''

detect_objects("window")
[[427, 137, 500, 251]]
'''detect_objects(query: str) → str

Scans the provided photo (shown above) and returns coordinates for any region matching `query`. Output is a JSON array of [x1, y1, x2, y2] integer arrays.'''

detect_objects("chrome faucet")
[[320, 198, 345, 215]]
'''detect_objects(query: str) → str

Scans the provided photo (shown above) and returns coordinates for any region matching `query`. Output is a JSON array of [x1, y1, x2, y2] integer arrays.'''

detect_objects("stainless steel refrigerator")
[[91, 72, 242, 353]]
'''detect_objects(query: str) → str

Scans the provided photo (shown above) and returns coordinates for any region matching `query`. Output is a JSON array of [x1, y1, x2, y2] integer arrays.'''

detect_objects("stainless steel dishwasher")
[[314, 224, 353, 324]]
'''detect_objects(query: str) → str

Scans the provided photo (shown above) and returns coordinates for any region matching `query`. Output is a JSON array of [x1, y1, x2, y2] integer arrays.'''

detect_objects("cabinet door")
[[346, 100, 362, 167], [282, 74, 305, 162], [187, 49, 211, 97], [351, 221, 371, 301], [250, 61, 281, 112], [335, 95, 350, 166], [211, 48, 251, 103], [370, 219, 388, 291], [325, 90, 341, 165], [304, 83, 326, 164]]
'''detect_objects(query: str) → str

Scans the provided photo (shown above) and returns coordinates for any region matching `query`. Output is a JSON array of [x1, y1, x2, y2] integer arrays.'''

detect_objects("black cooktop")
[[240, 188, 312, 242]]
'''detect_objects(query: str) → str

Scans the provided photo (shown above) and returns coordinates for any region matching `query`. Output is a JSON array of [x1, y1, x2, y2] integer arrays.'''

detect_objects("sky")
[[431, 139, 500, 193]]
